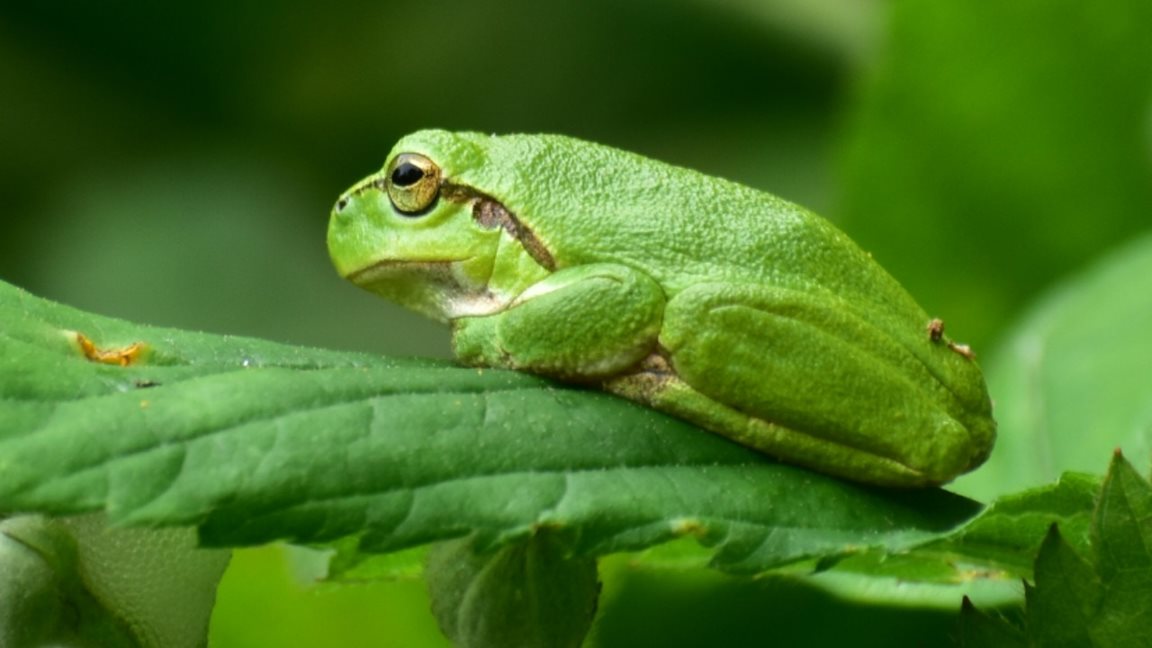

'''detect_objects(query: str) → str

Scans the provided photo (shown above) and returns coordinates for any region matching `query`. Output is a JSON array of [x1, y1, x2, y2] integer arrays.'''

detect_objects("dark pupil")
[[391, 162, 425, 187]]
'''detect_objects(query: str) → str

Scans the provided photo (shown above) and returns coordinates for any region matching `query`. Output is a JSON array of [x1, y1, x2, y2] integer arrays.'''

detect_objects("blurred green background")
[[2, 1, 1149, 646]]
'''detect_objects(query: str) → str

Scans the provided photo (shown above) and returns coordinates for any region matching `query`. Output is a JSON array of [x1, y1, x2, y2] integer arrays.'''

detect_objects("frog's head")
[[328, 130, 551, 323]]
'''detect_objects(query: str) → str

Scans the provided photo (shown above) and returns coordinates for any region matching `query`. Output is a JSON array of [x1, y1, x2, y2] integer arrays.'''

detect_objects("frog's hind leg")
[[605, 283, 991, 487]]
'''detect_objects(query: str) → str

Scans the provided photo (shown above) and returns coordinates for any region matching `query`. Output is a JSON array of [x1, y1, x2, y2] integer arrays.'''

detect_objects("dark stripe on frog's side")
[[442, 182, 557, 272], [340, 175, 558, 271]]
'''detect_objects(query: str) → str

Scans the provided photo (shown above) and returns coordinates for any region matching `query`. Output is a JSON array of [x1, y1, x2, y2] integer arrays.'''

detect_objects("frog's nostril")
[[336, 197, 349, 212]]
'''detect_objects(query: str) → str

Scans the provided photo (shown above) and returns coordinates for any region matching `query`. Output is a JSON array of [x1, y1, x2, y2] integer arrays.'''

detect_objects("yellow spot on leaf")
[[670, 518, 706, 537], [71, 331, 147, 367]]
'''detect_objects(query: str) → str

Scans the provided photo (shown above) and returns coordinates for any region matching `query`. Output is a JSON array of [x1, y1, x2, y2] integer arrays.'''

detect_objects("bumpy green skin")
[[328, 130, 996, 487]]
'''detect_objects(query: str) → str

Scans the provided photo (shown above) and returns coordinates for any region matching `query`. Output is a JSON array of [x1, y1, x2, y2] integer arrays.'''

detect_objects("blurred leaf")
[[426, 533, 599, 648], [592, 563, 963, 648], [956, 232, 1152, 500], [0, 514, 227, 648], [0, 279, 981, 580], [686, 0, 879, 62], [957, 597, 1026, 648], [209, 545, 449, 648], [0, 516, 140, 648], [839, 0, 1152, 348], [324, 541, 427, 582], [55, 516, 231, 648]]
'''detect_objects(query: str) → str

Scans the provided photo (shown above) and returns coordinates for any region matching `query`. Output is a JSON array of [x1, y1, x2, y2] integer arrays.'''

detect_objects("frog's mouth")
[[348, 258, 512, 322]]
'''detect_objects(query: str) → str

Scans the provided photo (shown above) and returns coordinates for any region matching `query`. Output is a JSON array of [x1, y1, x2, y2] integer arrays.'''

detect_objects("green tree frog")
[[327, 130, 996, 487]]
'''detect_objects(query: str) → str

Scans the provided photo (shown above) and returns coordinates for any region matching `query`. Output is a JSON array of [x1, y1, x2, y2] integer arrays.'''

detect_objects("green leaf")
[[802, 472, 1099, 609], [0, 515, 141, 648], [0, 513, 227, 648], [53, 515, 231, 648], [426, 533, 599, 648], [1091, 452, 1152, 642], [957, 597, 1026, 648], [1026, 524, 1100, 646], [963, 453, 1152, 646], [0, 278, 980, 578], [935, 472, 1099, 575], [956, 233, 1152, 500]]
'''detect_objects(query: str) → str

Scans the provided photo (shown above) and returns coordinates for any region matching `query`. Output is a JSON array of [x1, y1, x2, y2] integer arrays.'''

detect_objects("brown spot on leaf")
[[927, 318, 945, 342], [926, 318, 975, 359]]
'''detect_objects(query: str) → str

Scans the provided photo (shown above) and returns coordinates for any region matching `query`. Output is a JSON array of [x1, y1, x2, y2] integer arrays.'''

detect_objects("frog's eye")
[[385, 153, 441, 215]]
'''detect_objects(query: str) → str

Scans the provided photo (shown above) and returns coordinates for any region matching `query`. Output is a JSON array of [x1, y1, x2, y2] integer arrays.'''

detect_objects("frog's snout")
[[333, 176, 390, 216]]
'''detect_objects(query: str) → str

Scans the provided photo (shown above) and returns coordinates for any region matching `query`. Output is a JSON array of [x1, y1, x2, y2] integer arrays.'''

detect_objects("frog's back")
[[444, 131, 925, 325]]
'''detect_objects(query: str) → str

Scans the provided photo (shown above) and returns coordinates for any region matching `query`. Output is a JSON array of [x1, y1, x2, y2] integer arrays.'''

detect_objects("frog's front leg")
[[452, 264, 665, 381]]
